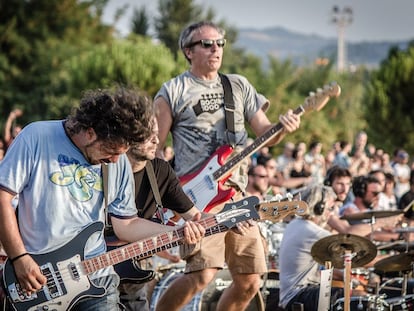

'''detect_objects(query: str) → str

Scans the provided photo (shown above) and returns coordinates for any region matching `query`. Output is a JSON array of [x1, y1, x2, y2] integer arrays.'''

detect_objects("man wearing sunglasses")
[[153, 21, 301, 311]]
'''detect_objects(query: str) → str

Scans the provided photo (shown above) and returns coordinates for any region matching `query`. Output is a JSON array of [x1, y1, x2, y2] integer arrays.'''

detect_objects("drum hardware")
[[340, 210, 403, 241], [386, 294, 414, 311], [340, 210, 403, 222], [333, 294, 389, 311], [379, 277, 405, 293], [375, 253, 414, 297], [377, 241, 414, 253], [312, 234, 377, 311], [311, 233, 377, 269]]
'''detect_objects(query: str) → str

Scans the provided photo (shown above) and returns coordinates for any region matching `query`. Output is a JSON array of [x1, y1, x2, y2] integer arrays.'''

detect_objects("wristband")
[[10, 252, 29, 263]]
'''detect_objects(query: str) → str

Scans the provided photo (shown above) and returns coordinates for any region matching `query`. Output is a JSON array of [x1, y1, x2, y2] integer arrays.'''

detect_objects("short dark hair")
[[324, 165, 352, 186], [352, 175, 379, 198], [179, 21, 225, 63], [66, 86, 154, 148]]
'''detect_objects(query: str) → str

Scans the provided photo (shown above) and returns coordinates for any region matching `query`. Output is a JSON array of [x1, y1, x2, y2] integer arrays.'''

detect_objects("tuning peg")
[[286, 193, 293, 201]]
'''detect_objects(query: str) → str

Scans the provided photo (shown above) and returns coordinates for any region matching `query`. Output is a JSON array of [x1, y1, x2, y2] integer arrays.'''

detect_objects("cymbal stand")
[[402, 272, 408, 296], [343, 250, 354, 311], [369, 215, 376, 241]]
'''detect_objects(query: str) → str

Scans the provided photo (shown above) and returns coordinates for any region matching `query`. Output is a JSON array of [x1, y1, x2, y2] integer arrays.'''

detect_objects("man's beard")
[[362, 198, 374, 209], [130, 148, 153, 161]]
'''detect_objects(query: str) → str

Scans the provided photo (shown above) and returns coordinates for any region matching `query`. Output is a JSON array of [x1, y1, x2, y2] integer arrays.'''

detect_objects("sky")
[[103, 0, 414, 43]]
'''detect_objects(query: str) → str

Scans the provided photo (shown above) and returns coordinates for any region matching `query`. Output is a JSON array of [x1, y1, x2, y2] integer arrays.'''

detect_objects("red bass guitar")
[[180, 82, 341, 212]]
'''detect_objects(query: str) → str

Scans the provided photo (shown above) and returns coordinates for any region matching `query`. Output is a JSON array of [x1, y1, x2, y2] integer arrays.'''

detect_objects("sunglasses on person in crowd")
[[187, 39, 226, 49]]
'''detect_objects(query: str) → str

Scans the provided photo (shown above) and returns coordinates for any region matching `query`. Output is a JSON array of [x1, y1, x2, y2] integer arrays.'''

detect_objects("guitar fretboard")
[[213, 105, 305, 181], [82, 217, 230, 274]]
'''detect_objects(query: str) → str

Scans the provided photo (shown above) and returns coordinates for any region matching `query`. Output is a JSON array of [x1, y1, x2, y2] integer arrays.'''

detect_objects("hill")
[[235, 26, 411, 68]]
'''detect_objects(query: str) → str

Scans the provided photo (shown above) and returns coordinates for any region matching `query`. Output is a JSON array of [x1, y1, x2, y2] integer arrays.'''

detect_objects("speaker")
[[314, 188, 326, 216], [352, 176, 367, 197]]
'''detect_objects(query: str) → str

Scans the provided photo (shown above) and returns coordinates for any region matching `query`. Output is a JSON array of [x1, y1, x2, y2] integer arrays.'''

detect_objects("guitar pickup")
[[185, 189, 196, 203], [40, 262, 65, 300], [204, 175, 214, 189]]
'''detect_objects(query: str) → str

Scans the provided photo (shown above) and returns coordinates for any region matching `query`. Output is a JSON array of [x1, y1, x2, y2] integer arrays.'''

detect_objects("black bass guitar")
[[2, 196, 307, 311]]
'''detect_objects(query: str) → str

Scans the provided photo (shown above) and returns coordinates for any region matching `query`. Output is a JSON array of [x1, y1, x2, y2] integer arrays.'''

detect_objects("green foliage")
[[47, 35, 177, 118], [0, 0, 409, 160], [131, 6, 150, 36], [0, 0, 114, 125], [364, 43, 414, 154], [154, 0, 204, 58]]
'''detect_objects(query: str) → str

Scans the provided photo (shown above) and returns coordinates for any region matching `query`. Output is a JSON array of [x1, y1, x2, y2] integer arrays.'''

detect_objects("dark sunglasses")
[[187, 39, 226, 49], [252, 174, 269, 178]]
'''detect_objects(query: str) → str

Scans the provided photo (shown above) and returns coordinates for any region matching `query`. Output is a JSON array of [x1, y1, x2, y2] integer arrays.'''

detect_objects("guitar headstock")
[[256, 200, 308, 223], [302, 82, 341, 113], [216, 196, 260, 228]]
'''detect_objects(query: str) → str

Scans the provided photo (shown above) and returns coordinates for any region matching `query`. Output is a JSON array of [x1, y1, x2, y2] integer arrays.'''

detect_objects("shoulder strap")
[[145, 161, 166, 225], [102, 164, 114, 235], [219, 72, 236, 147]]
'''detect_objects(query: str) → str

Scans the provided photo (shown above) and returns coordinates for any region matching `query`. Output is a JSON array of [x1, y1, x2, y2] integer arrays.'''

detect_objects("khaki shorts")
[[180, 193, 267, 275]]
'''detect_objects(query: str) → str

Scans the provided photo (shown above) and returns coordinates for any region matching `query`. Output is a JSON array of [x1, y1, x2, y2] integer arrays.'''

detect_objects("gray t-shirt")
[[155, 71, 268, 191], [278, 217, 331, 308]]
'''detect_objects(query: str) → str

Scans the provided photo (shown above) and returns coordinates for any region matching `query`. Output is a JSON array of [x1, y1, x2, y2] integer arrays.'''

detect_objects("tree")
[[364, 42, 414, 154], [46, 35, 177, 119], [0, 0, 114, 124], [154, 0, 204, 59], [131, 6, 150, 36]]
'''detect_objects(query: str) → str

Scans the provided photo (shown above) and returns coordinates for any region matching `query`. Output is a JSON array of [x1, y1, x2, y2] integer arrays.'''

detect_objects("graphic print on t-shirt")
[[193, 92, 224, 116], [49, 154, 102, 202]]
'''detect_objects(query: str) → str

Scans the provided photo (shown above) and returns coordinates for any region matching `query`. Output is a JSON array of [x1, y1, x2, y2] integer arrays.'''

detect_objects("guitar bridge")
[[7, 282, 38, 303], [8, 262, 66, 304]]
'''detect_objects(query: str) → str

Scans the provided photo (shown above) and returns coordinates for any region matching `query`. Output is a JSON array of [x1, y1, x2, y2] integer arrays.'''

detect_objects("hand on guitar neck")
[[180, 82, 341, 213]]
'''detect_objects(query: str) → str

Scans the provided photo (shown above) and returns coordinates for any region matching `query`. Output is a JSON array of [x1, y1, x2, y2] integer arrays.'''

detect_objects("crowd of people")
[[247, 138, 414, 309], [1, 20, 414, 311]]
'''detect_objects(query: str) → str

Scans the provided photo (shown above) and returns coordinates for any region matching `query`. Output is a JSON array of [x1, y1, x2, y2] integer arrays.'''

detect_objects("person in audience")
[[399, 169, 414, 220], [393, 149, 411, 199]]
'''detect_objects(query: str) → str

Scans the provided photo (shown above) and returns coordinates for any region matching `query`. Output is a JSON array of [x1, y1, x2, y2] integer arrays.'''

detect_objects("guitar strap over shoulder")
[[219, 73, 236, 147], [145, 161, 166, 225]]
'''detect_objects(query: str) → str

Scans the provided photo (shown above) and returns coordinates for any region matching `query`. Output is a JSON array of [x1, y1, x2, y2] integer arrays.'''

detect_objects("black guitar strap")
[[219, 73, 236, 147], [145, 161, 166, 225]]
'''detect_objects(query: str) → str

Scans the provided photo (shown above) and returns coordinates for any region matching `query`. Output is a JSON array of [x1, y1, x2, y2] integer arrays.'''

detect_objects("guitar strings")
[[22, 216, 236, 300]]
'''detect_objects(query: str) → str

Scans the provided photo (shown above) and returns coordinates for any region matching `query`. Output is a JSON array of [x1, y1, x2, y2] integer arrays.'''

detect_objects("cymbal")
[[374, 252, 414, 273], [340, 209, 403, 221], [311, 233, 377, 268]]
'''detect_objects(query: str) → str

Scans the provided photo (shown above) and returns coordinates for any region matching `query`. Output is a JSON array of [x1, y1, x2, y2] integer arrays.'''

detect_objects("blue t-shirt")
[[0, 120, 137, 277]]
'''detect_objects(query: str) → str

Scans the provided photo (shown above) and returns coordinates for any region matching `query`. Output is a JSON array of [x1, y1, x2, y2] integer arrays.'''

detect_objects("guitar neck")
[[82, 217, 228, 274], [213, 105, 305, 181]]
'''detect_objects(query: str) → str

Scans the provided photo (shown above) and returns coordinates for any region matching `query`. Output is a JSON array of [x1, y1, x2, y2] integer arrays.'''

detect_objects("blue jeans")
[[72, 274, 125, 311]]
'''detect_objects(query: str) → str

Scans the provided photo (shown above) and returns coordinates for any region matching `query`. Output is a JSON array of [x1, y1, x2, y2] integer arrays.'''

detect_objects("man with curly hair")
[[0, 87, 204, 311]]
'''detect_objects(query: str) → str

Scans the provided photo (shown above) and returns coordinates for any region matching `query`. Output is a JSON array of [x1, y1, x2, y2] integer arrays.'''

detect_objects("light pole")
[[332, 6, 353, 72]]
